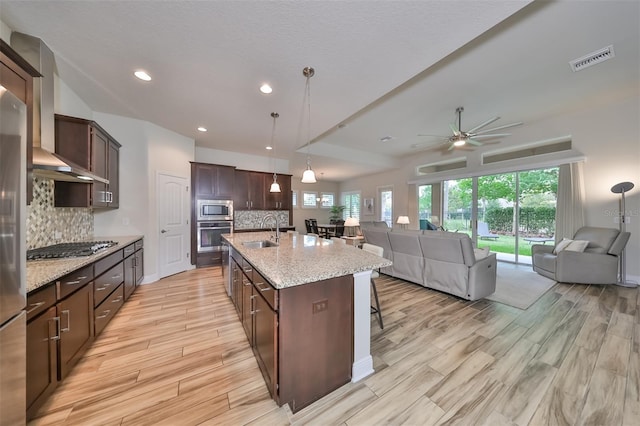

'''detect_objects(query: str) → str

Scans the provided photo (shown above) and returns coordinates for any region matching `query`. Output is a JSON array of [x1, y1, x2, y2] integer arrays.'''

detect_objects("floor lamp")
[[611, 181, 637, 288]]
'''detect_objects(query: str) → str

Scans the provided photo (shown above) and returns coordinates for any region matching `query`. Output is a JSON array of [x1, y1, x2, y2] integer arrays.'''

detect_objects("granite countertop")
[[26, 235, 143, 293], [223, 231, 392, 289]]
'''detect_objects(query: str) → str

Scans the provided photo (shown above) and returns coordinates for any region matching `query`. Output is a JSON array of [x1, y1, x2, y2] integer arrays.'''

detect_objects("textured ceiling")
[[1, 1, 638, 182]]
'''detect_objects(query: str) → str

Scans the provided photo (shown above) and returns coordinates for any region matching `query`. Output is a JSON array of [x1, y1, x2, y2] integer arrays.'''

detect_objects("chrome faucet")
[[261, 213, 280, 243]]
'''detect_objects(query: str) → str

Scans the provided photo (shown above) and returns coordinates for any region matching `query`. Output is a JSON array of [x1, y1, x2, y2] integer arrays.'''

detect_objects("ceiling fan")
[[417, 107, 523, 151]]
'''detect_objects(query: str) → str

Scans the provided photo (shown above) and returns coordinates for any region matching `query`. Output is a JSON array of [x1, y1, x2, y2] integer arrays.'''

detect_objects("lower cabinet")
[[26, 306, 58, 419], [57, 283, 94, 380], [94, 284, 125, 335], [26, 238, 144, 420], [253, 288, 278, 398]]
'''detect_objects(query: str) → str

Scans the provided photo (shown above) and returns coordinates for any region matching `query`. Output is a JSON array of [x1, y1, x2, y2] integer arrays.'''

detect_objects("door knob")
[[161, 229, 168, 233]]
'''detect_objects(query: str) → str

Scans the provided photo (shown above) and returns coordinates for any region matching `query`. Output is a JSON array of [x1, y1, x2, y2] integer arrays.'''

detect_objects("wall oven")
[[197, 221, 233, 253], [196, 199, 233, 221]]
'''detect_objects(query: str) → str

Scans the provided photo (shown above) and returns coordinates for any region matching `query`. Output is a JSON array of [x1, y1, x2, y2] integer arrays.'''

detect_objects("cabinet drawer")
[[94, 283, 124, 336], [241, 257, 253, 277], [94, 263, 124, 307], [26, 284, 56, 321], [134, 239, 143, 251], [56, 265, 94, 300], [94, 250, 124, 276], [123, 243, 136, 258], [252, 271, 278, 311]]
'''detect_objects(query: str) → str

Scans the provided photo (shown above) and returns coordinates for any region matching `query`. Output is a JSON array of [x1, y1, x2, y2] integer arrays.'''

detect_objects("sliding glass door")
[[423, 168, 558, 265]]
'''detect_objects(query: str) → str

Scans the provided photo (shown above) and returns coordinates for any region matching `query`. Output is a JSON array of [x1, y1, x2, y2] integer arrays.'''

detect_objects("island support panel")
[[278, 275, 353, 413]]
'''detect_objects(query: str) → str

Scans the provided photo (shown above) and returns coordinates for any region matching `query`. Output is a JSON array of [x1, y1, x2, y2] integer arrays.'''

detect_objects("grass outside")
[[442, 220, 553, 256]]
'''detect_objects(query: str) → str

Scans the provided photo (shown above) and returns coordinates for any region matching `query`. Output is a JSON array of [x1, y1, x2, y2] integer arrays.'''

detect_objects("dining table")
[[316, 224, 337, 238]]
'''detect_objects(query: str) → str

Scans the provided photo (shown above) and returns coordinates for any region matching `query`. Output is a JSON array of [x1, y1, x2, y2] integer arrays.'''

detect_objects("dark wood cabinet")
[[54, 114, 120, 208], [265, 174, 292, 210], [234, 170, 266, 210], [1, 40, 39, 204], [123, 240, 143, 301], [191, 162, 235, 199], [241, 272, 253, 341], [57, 282, 94, 380], [26, 305, 58, 419]]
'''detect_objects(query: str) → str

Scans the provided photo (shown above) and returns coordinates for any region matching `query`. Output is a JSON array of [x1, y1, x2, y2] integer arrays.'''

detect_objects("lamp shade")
[[269, 181, 281, 193], [430, 215, 439, 225], [397, 216, 410, 225], [301, 167, 317, 183], [344, 217, 360, 227]]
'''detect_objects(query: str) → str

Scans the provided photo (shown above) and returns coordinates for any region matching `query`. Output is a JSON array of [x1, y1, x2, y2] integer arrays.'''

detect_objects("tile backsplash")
[[234, 210, 290, 230], [26, 178, 93, 249]]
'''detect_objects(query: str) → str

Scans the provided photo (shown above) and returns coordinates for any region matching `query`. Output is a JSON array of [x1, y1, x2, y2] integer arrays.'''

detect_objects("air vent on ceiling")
[[569, 45, 614, 72]]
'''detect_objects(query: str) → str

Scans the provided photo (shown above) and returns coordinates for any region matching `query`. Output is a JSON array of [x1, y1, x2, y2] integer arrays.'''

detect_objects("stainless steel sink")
[[242, 240, 278, 249]]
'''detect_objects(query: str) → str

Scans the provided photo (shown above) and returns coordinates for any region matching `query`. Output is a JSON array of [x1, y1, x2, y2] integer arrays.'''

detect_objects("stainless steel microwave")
[[196, 199, 233, 221]]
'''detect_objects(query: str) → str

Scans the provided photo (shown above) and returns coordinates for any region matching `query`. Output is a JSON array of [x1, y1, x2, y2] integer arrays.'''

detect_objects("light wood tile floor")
[[29, 266, 639, 425]]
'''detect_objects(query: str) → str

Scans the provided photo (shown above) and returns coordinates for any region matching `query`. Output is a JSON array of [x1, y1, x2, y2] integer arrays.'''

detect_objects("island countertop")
[[26, 235, 143, 293], [223, 231, 392, 289]]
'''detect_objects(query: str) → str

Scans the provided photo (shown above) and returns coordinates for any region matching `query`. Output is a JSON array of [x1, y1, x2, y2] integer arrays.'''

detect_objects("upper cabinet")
[[265, 174, 292, 210], [53, 114, 120, 208], [192, 162, 235, 199], [234, 170, 266, 210], [0, 40, 40, 204]]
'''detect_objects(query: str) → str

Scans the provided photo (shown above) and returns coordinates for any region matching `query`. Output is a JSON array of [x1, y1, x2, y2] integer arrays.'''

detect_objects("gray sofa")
[[532, 226, 630, 284], [362, 228, 497, 301]]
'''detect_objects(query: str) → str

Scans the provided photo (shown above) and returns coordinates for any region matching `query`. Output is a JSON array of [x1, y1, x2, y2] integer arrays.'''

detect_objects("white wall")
[[195, 146, 289, 174], [340, 94, 640, 280]]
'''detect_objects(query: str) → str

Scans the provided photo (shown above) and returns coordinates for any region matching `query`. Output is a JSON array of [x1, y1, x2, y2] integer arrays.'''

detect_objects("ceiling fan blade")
[[467, 116, 500, 133], [467, 139, 483, 146], [473, 121, 523, 135], [468, 133, 511, 139], [449, 122, 461, 136], [447, 143, 456, 151]]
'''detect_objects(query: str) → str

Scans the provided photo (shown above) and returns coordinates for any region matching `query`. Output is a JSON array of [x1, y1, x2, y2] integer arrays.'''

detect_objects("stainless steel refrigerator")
[[0, 87, 27, 425]]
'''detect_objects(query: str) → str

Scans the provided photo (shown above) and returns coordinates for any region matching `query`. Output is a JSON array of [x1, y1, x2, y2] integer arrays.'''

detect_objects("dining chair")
[[304, 219, 313, 234], [309, 219, 319, 235], [361, 243, 384, 329]]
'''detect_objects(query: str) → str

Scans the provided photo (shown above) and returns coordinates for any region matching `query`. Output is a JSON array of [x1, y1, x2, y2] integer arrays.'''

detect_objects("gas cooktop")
[[27, 241, 117, 260]]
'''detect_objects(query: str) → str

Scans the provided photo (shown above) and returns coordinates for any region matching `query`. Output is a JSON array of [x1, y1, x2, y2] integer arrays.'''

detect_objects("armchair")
[[532, 226, 630, 284]]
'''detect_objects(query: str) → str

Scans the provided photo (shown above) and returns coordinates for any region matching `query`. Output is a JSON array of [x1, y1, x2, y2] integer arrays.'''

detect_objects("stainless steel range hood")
[[10, 32, 107, 184]]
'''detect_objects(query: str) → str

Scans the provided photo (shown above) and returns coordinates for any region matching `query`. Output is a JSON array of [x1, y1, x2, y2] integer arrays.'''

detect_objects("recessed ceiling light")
[[266, 146, 273, 150], [134, 70, 152, 81], [197, 127, 207, 132], [379, 136, 394, 142], [260, 84, 273, 94]]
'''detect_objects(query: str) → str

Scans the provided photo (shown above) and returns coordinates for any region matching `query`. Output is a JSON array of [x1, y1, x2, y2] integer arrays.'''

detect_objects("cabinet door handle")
[[111, 274, 122, 280], [64, 280, 81, 285], [246, 201, 249, 208], [96, 286, 107, 291], [26, 301, 45, 314], [50, 316, 61, 341], [251, 308, 260, 315], [255, 282, 271, 292], [96, 310, 111, 319], [75, 276, 88, 280], [112, 297, 122, 303], [61, 309, 71, 332]]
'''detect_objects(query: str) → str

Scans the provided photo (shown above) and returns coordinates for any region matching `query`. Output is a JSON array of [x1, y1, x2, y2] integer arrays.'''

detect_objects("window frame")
[[301, 191, 318, 209]]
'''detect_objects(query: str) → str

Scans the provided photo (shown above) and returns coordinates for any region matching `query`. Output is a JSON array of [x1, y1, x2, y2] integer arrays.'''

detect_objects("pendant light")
[[269, 112, 281, 193], [300, 66, 317, 183]]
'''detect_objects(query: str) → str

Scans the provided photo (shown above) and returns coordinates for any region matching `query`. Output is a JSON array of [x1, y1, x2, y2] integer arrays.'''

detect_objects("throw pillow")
[[565, 239, 589, 252], [553, 238, 573, 254]]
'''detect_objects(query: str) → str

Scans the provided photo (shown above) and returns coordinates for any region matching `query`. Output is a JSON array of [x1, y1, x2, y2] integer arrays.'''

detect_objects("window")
[[379, 187, 393, 227], [292, 190, 298, 208], [302, 191, 318, 208], [320, 192, 334, 208], [341, 191, 361, 220]]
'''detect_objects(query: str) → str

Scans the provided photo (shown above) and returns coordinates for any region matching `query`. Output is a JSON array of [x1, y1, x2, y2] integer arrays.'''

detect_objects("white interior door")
[[158, 173, 189, 279]]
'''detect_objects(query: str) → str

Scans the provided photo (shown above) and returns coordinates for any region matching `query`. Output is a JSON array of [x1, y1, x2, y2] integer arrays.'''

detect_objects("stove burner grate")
[[27, 241, 117, 260]]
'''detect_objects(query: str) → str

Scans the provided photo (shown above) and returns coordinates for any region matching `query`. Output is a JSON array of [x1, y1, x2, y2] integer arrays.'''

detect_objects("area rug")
[[485, 263, 557, 310]]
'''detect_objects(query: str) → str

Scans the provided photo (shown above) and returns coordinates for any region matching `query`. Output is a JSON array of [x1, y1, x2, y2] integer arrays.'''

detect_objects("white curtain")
[[555, 162, 586, 241]]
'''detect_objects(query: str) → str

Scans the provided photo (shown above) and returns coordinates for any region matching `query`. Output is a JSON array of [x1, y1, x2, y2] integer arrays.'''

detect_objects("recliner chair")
[[531, 226, 630, 284]]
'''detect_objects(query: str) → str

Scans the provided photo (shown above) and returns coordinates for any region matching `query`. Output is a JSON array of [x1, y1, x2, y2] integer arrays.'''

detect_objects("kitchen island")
[[222, 231, 391, 412]]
